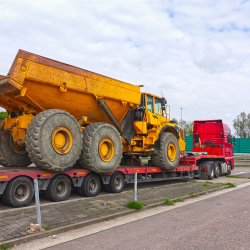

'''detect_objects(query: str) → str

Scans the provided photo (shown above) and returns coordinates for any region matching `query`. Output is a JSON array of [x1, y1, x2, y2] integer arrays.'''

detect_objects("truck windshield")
[[155, 98, 162, 115]]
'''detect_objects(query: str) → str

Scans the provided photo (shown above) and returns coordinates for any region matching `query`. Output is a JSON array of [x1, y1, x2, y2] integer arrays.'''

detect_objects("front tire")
[[227, 162, 232, 175], [152, 132, 180, 170], [214, 164, 220, 178], [25, 109, 82, 172]]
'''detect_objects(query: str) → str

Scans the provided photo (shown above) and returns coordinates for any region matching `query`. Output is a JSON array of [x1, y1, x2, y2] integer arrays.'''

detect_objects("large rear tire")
[[79, 122, 122, 174], [25, 109, 82, 172], [0, 130, 31, 167], [152, 132, 180, 170]]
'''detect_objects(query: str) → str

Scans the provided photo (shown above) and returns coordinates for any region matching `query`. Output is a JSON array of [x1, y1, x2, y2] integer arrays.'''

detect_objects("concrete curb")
[[2, 185, 230, 246]]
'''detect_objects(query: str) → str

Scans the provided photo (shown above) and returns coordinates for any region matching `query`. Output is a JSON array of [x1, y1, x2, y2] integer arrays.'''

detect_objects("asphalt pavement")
[[44, 183, 250, 250]]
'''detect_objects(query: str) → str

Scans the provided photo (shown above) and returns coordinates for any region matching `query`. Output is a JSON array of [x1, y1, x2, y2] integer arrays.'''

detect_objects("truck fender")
[[147, 125, 180, 153], [0, 182, 8, 195]]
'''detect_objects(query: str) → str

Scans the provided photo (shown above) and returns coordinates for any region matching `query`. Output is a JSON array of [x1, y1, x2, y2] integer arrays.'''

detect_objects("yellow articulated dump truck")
[[0, 50, 185, 173]]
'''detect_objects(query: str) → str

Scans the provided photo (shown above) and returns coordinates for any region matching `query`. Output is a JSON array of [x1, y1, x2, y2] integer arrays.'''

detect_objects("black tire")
[[152, 132, 180, 170], [227, 162, 232, 175], [79, 122, 122, 174], [25, 109, 82, 172], [108, 172, 125, 193], [44, 175, 71, 202], [208, 163, 214, 180], [214, 164, 220, 178], [0, 130, 31, 167], [77, 173, 101, 197], [2, 176, 34, 207]]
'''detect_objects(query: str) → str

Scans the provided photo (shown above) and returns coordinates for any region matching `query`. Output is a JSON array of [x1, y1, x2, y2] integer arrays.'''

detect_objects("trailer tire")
[[152, 132, 180, 170], [25, 109, 82, 172], [2, 176, 34, 207], [227, 162, 232, 175], [0, 130, 31, 167], [214, 164, 220, 178], [77, 173, 101, 197], [79, 122, 122, 174], [208, 163, 214, 180], [108, 172, 125, 193], [44, 175, 71, 202]]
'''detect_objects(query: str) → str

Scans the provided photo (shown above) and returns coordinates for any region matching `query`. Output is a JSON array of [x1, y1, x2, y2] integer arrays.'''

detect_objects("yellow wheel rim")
[[99, 138, 115, 162], [167, 143, 176, 162], [52, 126, 73, 154]]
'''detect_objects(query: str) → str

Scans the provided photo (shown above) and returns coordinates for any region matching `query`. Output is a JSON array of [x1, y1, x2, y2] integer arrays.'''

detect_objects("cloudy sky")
[[0, 0, 249, 134]]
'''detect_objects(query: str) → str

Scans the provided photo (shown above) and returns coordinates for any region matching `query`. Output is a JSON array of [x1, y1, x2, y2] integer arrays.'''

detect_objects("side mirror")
[[161, 98, 166, 111], [233, 136, 236, 146]]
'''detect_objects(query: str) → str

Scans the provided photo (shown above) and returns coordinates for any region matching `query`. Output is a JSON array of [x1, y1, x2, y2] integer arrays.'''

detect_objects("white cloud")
[[0, 0, 250, 132]]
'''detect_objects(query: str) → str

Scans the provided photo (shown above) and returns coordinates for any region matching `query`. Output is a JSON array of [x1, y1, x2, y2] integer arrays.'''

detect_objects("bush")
[[0, 112, 8, 119], [125, 201, 147, 210], [164, 198, 174, 206]]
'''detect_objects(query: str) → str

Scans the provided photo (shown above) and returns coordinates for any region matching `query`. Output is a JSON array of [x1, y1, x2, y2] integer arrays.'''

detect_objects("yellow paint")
[[51, 126, 73, 154], [152, 169, 156, 171], [98, 138, 115, 162], [168, 143, 176, 161], [43, 174, 51, 176], [0, 176, 8, 178], [78, 172, 85, 175]]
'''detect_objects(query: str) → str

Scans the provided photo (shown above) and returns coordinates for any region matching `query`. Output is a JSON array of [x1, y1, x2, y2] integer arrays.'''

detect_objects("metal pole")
[[34, 179, 42, 229], [134, 172, 137, 202], [181, 107, 182, 127]]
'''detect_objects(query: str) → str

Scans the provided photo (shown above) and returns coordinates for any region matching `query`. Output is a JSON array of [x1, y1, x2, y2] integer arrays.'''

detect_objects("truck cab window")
[[147, 95, 153, 113], [155, 98, 162, 115]]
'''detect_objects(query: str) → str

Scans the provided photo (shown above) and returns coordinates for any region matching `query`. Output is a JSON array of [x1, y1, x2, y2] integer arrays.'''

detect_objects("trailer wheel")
[[25, 109, 82, 172], [227, 162, 232, 175], [79, 122, 122, 174], [2, 177, 34, 207], [0, 130, 31, 167], [44, 175, 71, 202], [152, 132, 180, 170], [214, 164, 220, 178], [77, 173, 101, 197], [108, 172, 125, 193], [208, 163, 214, 180]]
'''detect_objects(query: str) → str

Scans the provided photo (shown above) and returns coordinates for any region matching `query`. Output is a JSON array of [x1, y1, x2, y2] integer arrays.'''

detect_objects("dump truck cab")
[[130, 92, 185, 155]]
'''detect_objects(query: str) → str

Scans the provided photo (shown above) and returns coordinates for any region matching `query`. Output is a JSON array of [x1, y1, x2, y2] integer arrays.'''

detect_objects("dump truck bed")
[[0, 50, 141, 123]]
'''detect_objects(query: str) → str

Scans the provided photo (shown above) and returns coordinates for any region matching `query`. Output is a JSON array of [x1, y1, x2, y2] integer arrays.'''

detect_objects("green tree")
[[233, 112, 249, 138], [0, 112, 8, 119], [171, 118, 178, 125], [179, 120, 193, 136]]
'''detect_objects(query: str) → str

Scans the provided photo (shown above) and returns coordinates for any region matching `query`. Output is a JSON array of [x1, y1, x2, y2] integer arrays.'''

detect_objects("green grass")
[[0, 244, 14, 250], [117, 207, 123, 210], [176, 197, 184, 202], [234, 158, 250, 160], [42, 225, 50, 231], [226, 175, 243, 178], [189, 180, 197, 183], [188, 193, 193, 195], [164, 198, 174, 206], [80, 208, 84, 211], [125, 201, 147, 210], [181, 193, 188, 196], [225, 183, 236, 188], [195, 194, 199, 197], [234, 165, 250, 167]]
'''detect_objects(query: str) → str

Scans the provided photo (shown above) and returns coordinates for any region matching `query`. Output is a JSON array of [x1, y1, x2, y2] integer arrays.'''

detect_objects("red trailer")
[[0, 119, 234, 208]]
